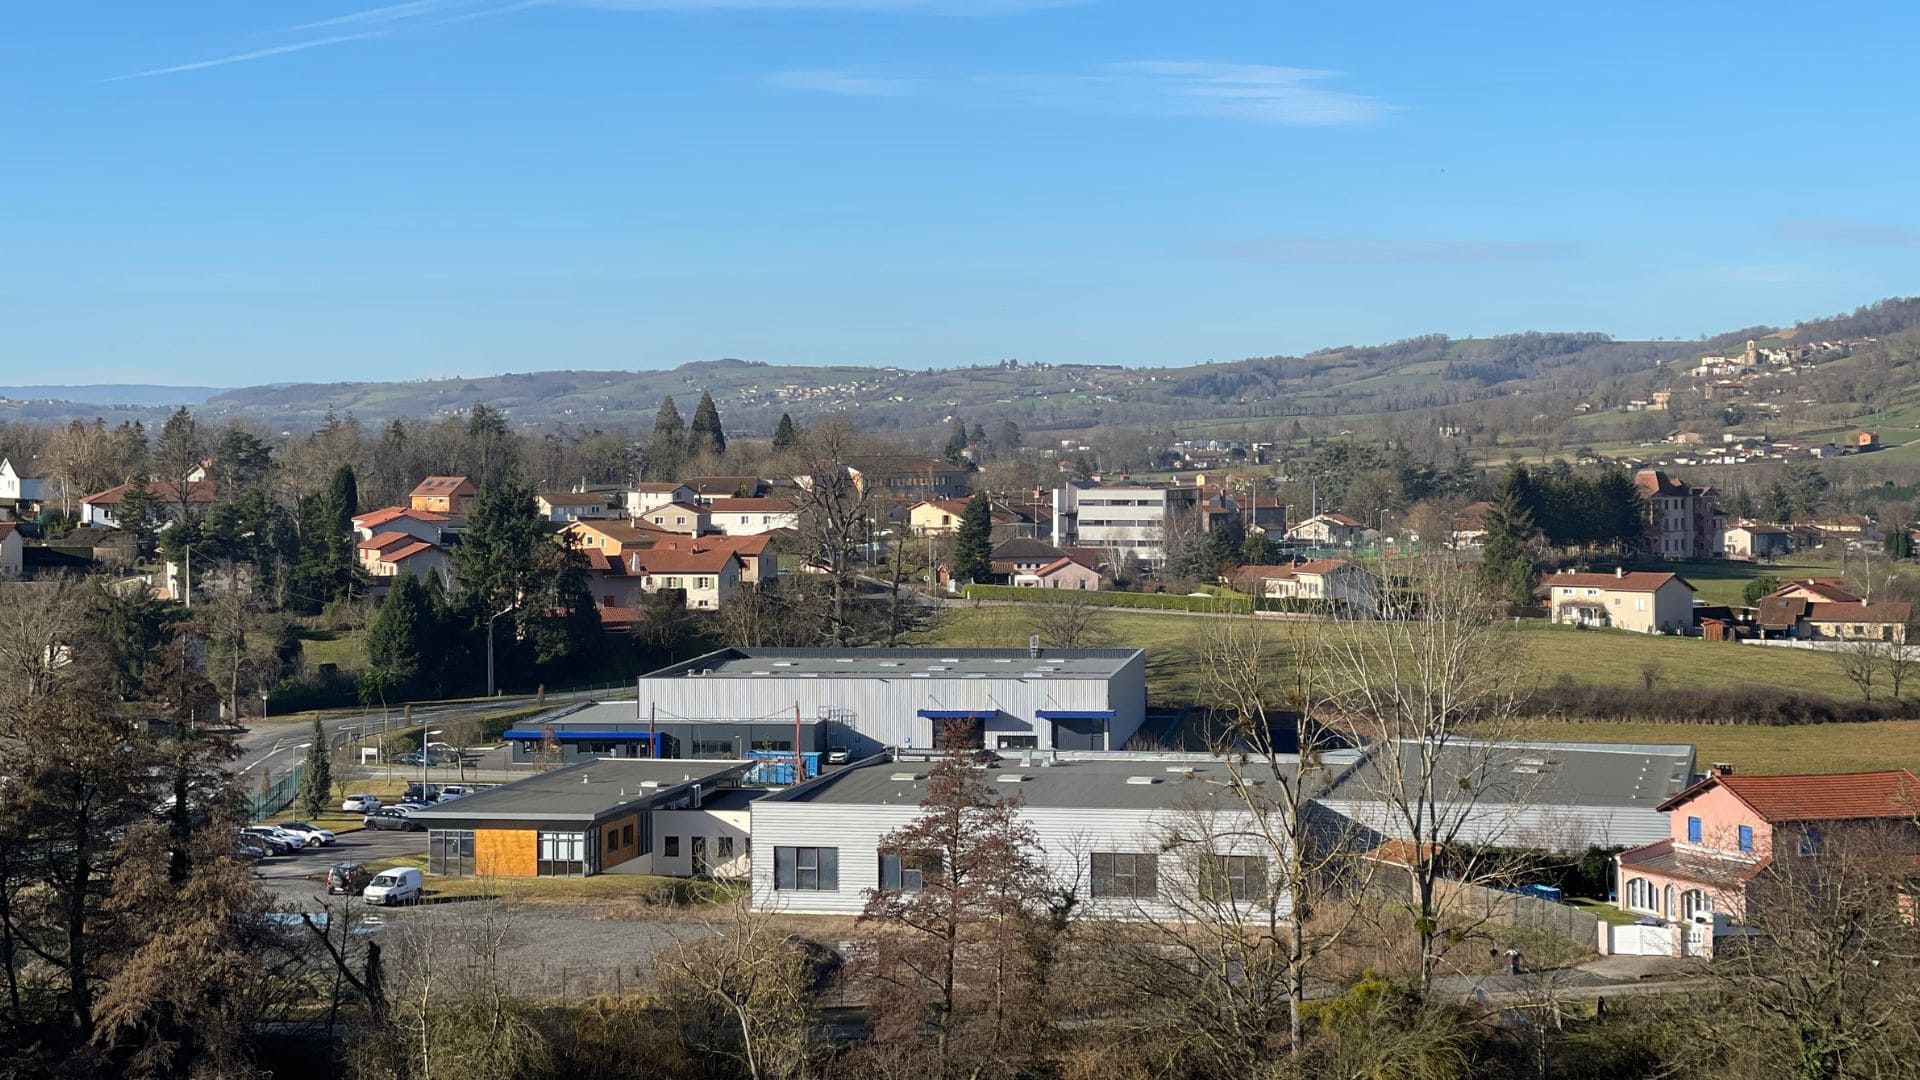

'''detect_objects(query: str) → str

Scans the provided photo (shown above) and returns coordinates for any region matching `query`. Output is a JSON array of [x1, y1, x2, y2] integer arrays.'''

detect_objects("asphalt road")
[[255, 828, 428, 910], [234, 694, 553, 783]]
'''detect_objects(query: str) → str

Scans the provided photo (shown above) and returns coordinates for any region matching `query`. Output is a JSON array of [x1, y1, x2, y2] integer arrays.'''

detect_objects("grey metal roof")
[[1322, 739, 1696, 810], [512, 702, 830, 730], [773, 752, 1327, 811], [408, 760, 751, 824], [648, 647, 1142, 680]]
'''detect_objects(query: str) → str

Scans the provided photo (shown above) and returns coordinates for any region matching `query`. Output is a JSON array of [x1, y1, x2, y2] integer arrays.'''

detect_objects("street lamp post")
[[259, 690, 270, 723], [422, 728, 443, 799]]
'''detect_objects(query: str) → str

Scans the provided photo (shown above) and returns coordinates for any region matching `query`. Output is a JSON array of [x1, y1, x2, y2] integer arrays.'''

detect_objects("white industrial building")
[[750, 739, 1696, 917], [631, 647, 1150, 756]]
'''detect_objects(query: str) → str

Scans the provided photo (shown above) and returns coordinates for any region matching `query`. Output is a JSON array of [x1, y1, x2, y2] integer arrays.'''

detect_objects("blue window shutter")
[[1687, 816, 1701, 843]]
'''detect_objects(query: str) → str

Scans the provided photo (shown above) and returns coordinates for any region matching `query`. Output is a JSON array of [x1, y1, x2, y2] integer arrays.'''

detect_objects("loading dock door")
[[1050, 716, 1107, 750]]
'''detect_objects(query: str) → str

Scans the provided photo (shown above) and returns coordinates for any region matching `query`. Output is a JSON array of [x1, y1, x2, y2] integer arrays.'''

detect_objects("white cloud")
[[992, 60, 1390, 126], [766, 69, 914, 96], [103, 32, 386, 82]]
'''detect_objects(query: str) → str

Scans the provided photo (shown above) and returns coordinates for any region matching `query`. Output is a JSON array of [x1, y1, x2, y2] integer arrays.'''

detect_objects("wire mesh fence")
[[248, 764, 303, 821]]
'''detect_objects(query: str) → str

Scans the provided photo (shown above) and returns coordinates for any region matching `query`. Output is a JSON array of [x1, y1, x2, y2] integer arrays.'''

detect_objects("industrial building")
[[407, 759, 752, 878], [512, 647, 1150, 760], [749, 739, 1697, 916]]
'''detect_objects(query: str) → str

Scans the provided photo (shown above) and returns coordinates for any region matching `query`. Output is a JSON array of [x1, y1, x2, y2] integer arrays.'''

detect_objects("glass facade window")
[[879, 852, 940, 892], [428, 830, 475, 876], [751, 739, 793, 752], [537, 831, 591, 877], [692, 739, 735, 758]]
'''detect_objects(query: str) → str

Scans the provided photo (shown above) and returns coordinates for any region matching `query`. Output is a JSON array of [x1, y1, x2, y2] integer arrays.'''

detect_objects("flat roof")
[[512, 702, 831, 729], [648, 647, 1143, 680], [408, 759, 750, 824], [769, 752, 1334, 811], [1323, 739, 1696, 809]]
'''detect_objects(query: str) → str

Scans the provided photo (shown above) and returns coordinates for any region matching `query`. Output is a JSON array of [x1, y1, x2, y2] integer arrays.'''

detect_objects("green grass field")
[[1515, 719, 1920, 776], [913, 606, 1866, 703], [296, 627, 366, 672]]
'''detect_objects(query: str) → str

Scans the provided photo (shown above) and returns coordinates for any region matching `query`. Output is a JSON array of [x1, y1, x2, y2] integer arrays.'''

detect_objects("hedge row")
[[1523, 683, 1918, 725], [960, 584, 1252, 614]]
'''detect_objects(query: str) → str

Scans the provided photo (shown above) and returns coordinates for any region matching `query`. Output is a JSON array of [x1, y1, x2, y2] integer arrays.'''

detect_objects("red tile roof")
[[1543, 571, 1691, 594], [1806, 601, 1913, 624], [409, 476, 475, 498], [652, 532, 774, 555], [357, 530, 412, 551], [0, 522, 16, 541], [354, 506, 448, 529], [1237, 558, 1353, 581], [1661, 770, 1920, 821], [702, 497, 795, 513], [634, 548, 737, 574], [1771, 579, 1859, 603], [381, 541, 437, 563]]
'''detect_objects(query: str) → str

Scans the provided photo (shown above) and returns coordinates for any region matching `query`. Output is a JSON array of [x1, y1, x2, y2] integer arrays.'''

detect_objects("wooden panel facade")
[[475, 828, 536, 877], [601, 812, 642, 870]]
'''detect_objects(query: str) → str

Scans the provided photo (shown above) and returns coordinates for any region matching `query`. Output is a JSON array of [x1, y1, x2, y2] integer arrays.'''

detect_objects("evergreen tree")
[[117, 474, 158, 550], [688, 390, 727, 457], [464, 403, 519, 491], [297, 715, 331, 819], [952, 492, 994, 584], [363, 572, 436, 697], [210, 427, 272, 495], [648, 396, 688, 480], [1886, 527, 1913, 560], [772, 413, 801, 452], [1478, 466, 1539, 605], [152, 406, 208, 524], [327, 464, 358, 530], [1165, 527, 1225, 582], [1241, 529, 1277, 566], [944, 417, 970, 465], [995, 419, 1023, 454]]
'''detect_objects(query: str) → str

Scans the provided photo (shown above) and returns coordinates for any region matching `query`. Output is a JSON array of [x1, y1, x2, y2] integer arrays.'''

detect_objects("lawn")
[[1515, 718, 1920, 776], [1635, 555, 1880, 608], [296, 627, 366, 672], [913, 607, 1866, 703], [1567, 898, 1639, 926], [350, 855, 743, 905]]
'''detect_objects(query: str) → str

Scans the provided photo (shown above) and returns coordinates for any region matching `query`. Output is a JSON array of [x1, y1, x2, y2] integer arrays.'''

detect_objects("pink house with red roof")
[[1615, 766, 1920, 956]]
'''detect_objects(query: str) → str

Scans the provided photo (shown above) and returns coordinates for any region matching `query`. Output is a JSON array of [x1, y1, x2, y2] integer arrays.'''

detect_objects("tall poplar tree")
[[648, 396, 688, 480]]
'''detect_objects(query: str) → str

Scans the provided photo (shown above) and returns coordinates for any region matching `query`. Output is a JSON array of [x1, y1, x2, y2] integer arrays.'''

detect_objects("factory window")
[[692, 739, 735, 758], [664, 835, 680, 858], [774, 846, 838, 891], [1199, 855, 1269, 903], [879, 851, 940, 892], [1090, 852, 1159, 899]]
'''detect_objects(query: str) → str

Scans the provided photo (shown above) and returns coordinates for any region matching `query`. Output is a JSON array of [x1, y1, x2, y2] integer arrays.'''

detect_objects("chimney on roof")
[[1029, 634, 1041, 659], [1710, 762, 1734, 777], [1615, 567, 1624, 578]]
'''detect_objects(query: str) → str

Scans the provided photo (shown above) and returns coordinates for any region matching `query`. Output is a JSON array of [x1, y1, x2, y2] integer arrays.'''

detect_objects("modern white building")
[[0, 458, 45, 508], [1049, 483, 1204, 568]]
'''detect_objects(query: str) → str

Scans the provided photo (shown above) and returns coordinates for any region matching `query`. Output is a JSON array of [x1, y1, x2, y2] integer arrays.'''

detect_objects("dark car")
[[238, 828, 293, 855], [363, 809, 421, 832], [327, 862, 372, 895], [233, 836, 270, 861]]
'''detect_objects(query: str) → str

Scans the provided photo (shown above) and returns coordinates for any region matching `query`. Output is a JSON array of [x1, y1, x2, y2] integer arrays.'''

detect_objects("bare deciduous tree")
[[653, 893, 824, 1080], [1025, 590, 1110, 649]]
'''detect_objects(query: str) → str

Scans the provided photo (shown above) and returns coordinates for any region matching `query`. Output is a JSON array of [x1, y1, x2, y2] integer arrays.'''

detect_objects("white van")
[[363, 867, 422, 906]]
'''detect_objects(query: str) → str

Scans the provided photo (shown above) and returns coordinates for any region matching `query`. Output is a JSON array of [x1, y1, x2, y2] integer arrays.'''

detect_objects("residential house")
[[0, 522, 22, 578], [637, 502, 710, 536], [564, 519, 666, 559], [0, 458, 46, 511], [80, 480, 216, 529], [352, 507, 455, 547], [357, 533, 456, 592], [907, 498, 1024, 537], [629, 546, 740, 609], [1012, 555, 1104, 590], [682, 476, 771, 503], [1615, 766, 1920, 956], [1768, 577, 1858, 604], [1241, 496, 1286, 534], [988, 538, 1072, 582], [626, 482, 698, 518], [1803, 602, 1913, 643], [843, 457, 970, 501], [1451, 501, 1494, 549], [1798, 514, 1883, 546], [409, 476, 478, 515], [1544, 569, 1697, 634], [535, 492, 613, 522], [1719, 523, 1792, 561], [650, 532, 778, 585], [1633, 469, 1722, 559], [1233, 559, 1377, 614], [1284, 512, 1366, 546], [703, 497, 799, 537]]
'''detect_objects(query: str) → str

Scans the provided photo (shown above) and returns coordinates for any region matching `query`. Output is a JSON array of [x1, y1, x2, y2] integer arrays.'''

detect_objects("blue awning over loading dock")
[[1035, 710, 1115, 721], [503, 729, 654, 742], [916, 709, 999, 719]]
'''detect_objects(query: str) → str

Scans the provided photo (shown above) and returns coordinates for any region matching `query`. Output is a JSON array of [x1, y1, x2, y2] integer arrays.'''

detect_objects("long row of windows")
[[773, 847, 1269, 902]]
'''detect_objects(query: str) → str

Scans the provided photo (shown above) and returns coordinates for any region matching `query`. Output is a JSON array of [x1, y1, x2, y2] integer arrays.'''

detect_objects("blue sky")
[[3, 0, 1918, 386]]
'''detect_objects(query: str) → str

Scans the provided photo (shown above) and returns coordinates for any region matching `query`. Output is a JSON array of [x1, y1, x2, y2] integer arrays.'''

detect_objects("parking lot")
[[255, 828, 426, 910]]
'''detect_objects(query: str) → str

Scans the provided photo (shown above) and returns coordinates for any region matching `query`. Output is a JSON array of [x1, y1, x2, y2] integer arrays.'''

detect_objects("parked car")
[[326, 862, 372, 895], [243, 825, 307, 851], [238, 828, 292, 856], [279, 822, 337, 847], [340, 794, 381, 813], [233, 836, 272, 860], [388, 802, 429, 815], [825, 746, 851, 765], [434, 786, 469, 801], [362, 809, 422, 832], [363, 867, 422, 906]]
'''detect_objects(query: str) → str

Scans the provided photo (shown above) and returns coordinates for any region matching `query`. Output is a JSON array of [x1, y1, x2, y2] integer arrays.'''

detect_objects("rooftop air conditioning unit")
[[889, 772, 924, 782], [1125, 775, 1161, 785]]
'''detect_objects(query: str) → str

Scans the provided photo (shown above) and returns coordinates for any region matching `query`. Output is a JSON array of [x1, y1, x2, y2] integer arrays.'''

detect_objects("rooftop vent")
[[1125, 775, 1162, 785], [774, 661, 795, 667], [889, 772, 924, 782], [996, 774, 1030, 784], [639, 780, 660, 789], [910, 672, 931, 679], [751, 670, 771, 676]]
